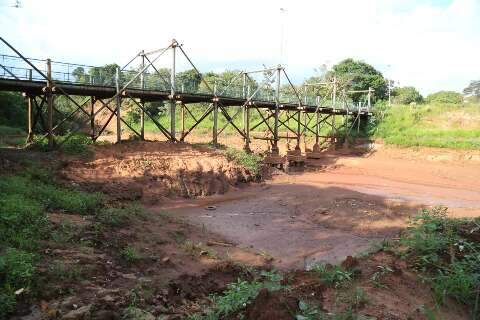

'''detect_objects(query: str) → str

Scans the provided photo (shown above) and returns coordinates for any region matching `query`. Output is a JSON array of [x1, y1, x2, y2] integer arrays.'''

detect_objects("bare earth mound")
[[62, 141, 256, 203]]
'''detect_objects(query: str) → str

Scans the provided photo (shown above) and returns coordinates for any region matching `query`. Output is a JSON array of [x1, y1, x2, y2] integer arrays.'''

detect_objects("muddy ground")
[[3, 140, 480, 319]]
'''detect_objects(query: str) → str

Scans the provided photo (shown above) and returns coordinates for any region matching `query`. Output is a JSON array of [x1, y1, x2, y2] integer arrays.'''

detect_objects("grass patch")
[[373, 103, 480, 149], [400, 206, 480, 317], [96, 203, 145, 227], [224, 148, 263, 176]]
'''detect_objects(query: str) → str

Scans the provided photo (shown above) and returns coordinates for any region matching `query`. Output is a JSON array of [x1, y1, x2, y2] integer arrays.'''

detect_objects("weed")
[[121, 245, 140, 262], [190, 270, 284, 319], [370, 265, 394, 288], [182, 240, 218, 258], [311, 264, 354, 288]]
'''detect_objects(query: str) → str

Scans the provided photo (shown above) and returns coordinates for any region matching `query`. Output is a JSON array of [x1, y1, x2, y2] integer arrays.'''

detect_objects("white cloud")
[[0, 0, 478, 94]]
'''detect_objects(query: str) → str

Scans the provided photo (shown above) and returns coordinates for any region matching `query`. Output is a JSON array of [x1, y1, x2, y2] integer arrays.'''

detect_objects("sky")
[[0, 0, 479, 95]]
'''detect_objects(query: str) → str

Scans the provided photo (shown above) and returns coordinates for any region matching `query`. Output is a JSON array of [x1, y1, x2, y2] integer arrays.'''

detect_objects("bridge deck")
[[0, 78, 364, 116]]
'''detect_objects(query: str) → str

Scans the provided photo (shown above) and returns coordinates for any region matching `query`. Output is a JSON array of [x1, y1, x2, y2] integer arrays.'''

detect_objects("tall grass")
[[373, 103, 480, 149]]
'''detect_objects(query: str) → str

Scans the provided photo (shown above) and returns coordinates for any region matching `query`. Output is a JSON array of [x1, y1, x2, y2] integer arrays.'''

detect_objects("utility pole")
[[279, 7, 286, 65]]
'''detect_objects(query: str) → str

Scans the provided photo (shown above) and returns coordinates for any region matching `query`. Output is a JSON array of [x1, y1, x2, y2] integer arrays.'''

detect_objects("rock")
[[62, 305, 92, 320], [161, 257, 170, 263], [60, 296, 82, 311], [314, 207, 329, 215]]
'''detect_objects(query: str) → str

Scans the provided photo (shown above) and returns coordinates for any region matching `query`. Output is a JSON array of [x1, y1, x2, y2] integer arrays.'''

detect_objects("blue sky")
[[0, 0, 479, 95]]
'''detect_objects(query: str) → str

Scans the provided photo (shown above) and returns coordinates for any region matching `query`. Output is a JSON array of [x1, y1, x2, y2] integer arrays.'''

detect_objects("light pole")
[[279, 7, 286, 65]]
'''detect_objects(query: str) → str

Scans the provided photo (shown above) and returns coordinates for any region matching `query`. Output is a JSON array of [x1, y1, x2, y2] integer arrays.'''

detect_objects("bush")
[[392, 86, 423, 105], [224, 148, 263, 176], [61, 134, 93, 155], [426, 91, 463, 104]]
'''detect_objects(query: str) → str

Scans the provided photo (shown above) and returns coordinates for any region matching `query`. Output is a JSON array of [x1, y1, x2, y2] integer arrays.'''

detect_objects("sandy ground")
[[157, 144, 480, 269]]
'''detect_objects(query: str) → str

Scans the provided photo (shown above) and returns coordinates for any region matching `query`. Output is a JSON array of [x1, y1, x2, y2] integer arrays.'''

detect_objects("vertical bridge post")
[[115, 66, 121, 143], [170, 40, 176, 142], [90, 96, 96, 140], [26, 69, 33, 143], [46, 59, 54, 149], [140, 50, 145, 140], [272, 65, 281, 154], [212, 81, 218, 147]]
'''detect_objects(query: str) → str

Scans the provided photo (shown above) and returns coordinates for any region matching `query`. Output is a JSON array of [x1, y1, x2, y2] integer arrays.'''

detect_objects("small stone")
[[161, 257, 170, 263], [314, 207, 329, 215], [62, 305, 91, 320]]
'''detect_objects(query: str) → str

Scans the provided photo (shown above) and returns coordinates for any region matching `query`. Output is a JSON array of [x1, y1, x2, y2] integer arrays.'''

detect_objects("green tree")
[[330, 58, 387, 102], [88, 64, 120, 86], [426, 91, 463, 104], [392, 86, 423, 105], [176, 69, 202, 93], [463, 80, 480, 97]]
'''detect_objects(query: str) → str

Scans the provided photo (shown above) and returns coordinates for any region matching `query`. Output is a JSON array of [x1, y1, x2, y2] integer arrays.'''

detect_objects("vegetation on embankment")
[[372, 102, 480, 149], [0, 166, 103, 317], [0, 162, 149, 318]]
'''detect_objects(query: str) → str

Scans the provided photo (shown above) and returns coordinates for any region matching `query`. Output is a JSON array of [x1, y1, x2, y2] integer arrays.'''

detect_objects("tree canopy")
[[330, 58, 387, 102], [392, 86, 423, 105], [463, 80, 480, 97]]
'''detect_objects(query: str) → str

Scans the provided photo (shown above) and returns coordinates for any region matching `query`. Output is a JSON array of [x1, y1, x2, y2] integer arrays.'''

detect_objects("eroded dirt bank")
[[62, 141, 257, 203]]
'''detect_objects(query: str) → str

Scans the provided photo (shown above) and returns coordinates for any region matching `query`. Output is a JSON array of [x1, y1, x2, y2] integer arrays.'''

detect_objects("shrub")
[[401, 207, 480, 316], [392, 86, 423, 105], [224, 148, 263, 176], [426, 91, 463, 104]]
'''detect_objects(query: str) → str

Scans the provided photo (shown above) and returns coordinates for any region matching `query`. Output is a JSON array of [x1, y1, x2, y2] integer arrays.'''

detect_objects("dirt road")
[[159, 145, 480, 269]]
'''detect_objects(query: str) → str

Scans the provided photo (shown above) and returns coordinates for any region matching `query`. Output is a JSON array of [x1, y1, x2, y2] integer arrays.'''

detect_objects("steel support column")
[[26, 69, 33, 143], [115, 67, 122, 143], [272, 66, 281, 154], [140, 51, 145, 140], [46, 59, 54, 149], [170, 41, 176, 141], [90, 96, 96, 140], [244, 105, 250, 152]]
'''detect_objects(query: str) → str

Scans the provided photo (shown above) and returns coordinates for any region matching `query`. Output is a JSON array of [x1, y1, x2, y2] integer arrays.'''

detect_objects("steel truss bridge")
[[0, 37, 371, 154]]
